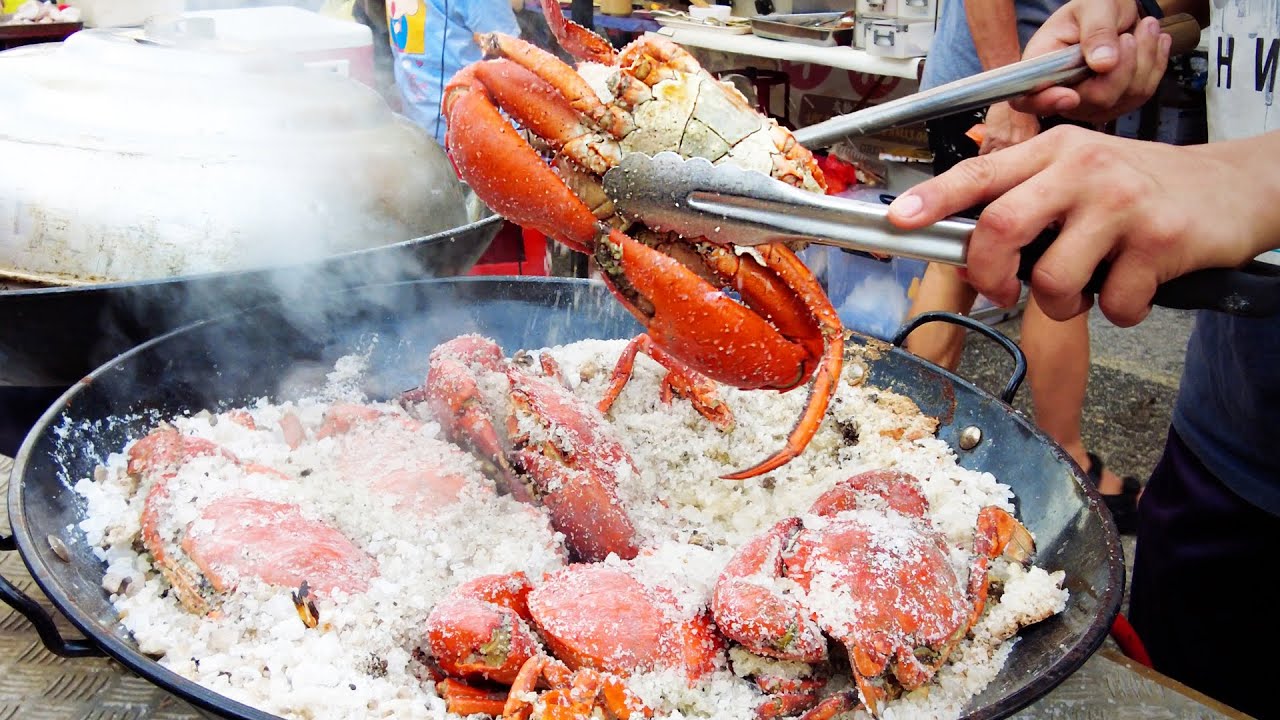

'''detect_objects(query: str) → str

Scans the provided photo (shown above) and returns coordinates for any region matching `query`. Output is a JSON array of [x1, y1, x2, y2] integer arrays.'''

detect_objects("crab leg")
[[535, 0, 617, 65], [696, 242, 844, 479], [421, 336, 531, 503], [598, 333, 733, 430], [437, 679, 509, 717], [797, 690, 862, 720], [477, 33, 634, 141], [966, 506, 1036, 625]]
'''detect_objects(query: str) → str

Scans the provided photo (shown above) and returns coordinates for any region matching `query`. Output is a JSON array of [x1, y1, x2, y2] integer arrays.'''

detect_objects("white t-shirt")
[[1207, 1, 1280, 262], [1206, 0, 1280, 142]]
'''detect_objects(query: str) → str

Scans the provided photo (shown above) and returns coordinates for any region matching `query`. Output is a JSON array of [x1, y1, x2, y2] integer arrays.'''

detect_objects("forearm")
[[1189, 130, 1280, 255], [965, 0, 1022, 70]]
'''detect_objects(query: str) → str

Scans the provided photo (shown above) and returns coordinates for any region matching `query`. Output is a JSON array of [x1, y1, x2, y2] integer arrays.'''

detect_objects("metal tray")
[[750, 11, 858, 47]]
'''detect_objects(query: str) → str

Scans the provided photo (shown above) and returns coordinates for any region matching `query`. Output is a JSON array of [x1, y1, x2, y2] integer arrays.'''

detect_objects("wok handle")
[[891, 311, 1028, 404], [0, 534, 104, 658]]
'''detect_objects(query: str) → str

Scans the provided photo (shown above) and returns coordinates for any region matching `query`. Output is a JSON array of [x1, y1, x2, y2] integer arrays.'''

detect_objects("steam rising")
[[0, 3, 510, 393]]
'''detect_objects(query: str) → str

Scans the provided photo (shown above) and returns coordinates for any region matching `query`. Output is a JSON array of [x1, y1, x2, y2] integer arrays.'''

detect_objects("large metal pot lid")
[[0, 23, 395, 153]]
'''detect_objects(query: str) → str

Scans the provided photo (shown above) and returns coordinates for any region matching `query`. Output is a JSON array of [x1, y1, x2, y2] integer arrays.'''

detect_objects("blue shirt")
[[386, 0, 520, 145], [1169, 5, 1280, 516], [1175, 310, 1280, 514], [919, 0, 1061, 91]]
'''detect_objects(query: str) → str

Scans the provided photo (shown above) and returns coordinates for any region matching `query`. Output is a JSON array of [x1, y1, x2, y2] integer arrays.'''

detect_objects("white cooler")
[[181, 6, 374, 87]]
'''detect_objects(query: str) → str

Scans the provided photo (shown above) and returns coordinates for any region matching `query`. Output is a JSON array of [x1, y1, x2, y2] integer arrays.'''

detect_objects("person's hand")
[[978, 102, 1041, 155], [885, 125, 1280, 327], [1009, 0, 1171, 124]]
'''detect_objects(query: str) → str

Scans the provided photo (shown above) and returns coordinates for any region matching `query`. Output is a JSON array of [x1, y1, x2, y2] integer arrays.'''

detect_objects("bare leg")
[[1020, 296, 1123, 494], [903, 263, 979, 372]]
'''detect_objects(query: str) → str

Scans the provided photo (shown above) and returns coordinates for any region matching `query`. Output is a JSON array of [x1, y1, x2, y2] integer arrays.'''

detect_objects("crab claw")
[[425, 572, 542, 685], [711, 517, 828, 663]]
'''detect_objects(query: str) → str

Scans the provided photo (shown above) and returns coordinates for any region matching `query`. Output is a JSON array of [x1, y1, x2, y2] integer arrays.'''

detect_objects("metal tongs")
[[602, 152, 1280, 317], [793, 13, 1204, 148]]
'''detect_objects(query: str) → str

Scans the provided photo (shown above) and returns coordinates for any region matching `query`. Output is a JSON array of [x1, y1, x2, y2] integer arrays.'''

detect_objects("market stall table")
[[0, 20, 81, 51], [654, 26, 924, 79], [0, 453, 1254, 719]]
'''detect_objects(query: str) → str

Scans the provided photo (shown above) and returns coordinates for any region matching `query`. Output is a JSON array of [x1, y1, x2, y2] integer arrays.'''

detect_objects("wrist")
[[1192, 135, 1280, 257]]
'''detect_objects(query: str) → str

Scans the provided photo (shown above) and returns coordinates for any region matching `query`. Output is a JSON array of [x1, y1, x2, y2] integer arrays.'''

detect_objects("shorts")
[[1128, 426, 1280, 720]]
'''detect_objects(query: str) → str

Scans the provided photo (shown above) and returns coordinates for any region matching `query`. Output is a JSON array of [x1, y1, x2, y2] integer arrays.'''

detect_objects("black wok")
[[0, 213, 504, 390], [0, 212, 504, 456], [0, 277, 1125, 720]]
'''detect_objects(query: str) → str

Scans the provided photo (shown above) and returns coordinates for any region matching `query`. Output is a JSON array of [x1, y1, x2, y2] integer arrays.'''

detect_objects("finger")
[[962, 164, 1086, 306], [1011, 86, 1080, 116], [1096, 249, 1158, 326], [1024, 211, 1119, 319], [1128, 18, 1160, 106], [1077, 0, 1138, 71], [1079, 33, 1139, 114], [1144, 31, 1173, 101], [887, 131, 1067, 230]]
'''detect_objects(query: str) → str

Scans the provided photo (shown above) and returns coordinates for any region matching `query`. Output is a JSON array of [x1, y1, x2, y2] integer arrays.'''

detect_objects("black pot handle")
[[0, 533, 103, 658], [891, 310, 1028, 404]]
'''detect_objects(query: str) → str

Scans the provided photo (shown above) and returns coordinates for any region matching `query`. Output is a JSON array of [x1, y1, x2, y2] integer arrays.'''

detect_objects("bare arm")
[[964, 0, 1041, 153], [965, 0, 1023, 70]]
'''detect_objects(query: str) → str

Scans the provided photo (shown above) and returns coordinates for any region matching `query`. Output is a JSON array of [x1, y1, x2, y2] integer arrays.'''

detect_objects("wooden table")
[[0, 21, 81, 51]]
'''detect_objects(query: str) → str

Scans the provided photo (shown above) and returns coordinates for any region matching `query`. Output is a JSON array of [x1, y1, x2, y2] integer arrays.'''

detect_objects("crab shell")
[[425, 565, 722, 714], [711, 470, 1036, 715]]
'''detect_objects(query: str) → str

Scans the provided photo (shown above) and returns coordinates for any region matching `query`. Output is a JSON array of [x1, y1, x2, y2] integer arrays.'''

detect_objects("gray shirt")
[[919, 0, 1063, 90]]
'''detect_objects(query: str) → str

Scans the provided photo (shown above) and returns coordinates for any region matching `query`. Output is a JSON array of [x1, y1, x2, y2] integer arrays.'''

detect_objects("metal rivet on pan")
[[47, 535, 70, 562], [958, 426, 983, 451]]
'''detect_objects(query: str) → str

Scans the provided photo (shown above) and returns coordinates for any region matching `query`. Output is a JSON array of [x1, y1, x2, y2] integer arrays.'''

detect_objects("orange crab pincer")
[[441, 0, 844, 480], [712, 470, 1036, 718]]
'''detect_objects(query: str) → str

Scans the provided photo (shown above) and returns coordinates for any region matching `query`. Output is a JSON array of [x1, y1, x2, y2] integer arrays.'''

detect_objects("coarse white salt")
[[75, 337, 1068, 720]]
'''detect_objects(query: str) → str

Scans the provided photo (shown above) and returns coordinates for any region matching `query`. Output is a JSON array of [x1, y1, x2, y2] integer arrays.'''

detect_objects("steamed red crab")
[[443, 0, 844, 479], [711, 470, 1038, 718], [424, 565, 721, 718], [130, 426, 380, 617], [405, 334, 641, 563]]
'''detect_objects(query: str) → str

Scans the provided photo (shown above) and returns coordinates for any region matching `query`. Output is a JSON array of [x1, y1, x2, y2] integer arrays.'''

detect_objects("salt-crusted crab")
[[424, 565, 721, 718], [442, 0, 844, 480], [131, 406, 479, 616], [405, 334, 640, 562], [711, 469, 1037, 718], [130, 425, 379, 616]]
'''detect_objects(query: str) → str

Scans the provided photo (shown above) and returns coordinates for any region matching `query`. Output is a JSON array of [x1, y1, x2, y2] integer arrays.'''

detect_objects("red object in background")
[[817, 153, 859, 195], [1110, 614, 1154, 668], [468, 222, 548, 276]]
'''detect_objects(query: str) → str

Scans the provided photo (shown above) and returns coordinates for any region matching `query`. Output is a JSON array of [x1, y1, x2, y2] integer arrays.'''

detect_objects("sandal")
[[1085, 452, 1141, 535]]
